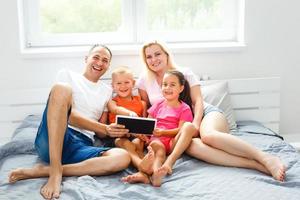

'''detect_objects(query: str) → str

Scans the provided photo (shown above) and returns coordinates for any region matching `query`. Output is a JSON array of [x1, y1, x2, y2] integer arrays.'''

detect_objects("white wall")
[[0, 0, 299, 134]]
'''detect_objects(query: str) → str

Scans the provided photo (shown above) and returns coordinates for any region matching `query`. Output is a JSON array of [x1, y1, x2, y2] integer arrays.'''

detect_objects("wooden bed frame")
[[0, 77, 280, 145]]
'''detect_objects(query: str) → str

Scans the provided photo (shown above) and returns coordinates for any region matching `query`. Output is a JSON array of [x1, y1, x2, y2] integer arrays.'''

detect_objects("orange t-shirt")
[[108, 95, 144, 123]]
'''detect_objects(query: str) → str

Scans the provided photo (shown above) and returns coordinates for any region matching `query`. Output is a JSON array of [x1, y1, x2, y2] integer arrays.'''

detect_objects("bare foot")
[[162, 164, 172, 175], [254, 162, 271, 175], [261, 154, 286, 181], [9, 164, 45, 183], [121, 172, 150, 184], [151, 165, 169, 187], [40, 169, 62, 199], [138, 146, 155, 175]]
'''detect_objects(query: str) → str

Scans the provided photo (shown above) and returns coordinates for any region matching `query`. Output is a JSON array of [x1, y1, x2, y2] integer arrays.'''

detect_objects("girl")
[[122, 70, 197, 187]]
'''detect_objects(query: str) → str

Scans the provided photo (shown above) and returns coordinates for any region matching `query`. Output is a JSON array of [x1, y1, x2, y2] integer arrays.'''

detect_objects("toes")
[[121, 176, 131, 183], [53, 191, 60, 199], [41, 187, 52, 200]]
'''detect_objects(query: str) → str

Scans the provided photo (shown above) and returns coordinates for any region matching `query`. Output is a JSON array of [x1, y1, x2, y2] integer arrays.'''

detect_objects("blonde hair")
[[141, 40, 178, 82], [111, 66, 134, 81]]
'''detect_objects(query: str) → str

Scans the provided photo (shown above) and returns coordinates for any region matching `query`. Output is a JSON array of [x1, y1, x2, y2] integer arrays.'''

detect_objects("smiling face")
[[83, 46, 111, 82], [144, 44, 169, 75], [112, 72, 135, 99], [162, 73, 184, 102]]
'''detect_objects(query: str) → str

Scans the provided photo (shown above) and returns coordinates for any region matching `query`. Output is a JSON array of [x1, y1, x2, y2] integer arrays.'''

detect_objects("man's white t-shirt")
[[56, 69, 112, 140]]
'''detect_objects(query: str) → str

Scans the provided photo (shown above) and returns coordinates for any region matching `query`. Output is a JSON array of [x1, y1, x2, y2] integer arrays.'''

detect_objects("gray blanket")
[[1, 116, 300, 200]]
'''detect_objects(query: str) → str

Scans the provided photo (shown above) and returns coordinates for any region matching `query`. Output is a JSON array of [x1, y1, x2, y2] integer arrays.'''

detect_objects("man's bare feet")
[[261, 154, 286, 181], [40, 174, 62, 199], [138, 146, 155, 175], [40, 168, 62, 200], [121, 171, 150, 184], [9, 164, 45, 183], [151, 165, 169, 187]]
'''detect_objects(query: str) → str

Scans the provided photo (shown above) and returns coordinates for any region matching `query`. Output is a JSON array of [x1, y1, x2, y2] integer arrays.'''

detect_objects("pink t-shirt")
[[148, 100, 193, 130]]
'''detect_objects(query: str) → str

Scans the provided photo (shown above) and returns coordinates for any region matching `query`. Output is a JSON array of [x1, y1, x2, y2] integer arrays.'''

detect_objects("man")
[[9, 44, 130, 199]]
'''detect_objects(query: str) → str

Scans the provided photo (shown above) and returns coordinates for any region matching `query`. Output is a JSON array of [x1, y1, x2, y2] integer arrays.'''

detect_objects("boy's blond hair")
[[111, 66, 134, 81]]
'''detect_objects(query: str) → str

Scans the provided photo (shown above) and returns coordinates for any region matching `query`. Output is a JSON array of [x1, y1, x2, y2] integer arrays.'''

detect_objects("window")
[[19, 0, 244, 49]]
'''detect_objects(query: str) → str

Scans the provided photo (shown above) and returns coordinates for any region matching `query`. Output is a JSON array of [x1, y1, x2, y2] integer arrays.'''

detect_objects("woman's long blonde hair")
[[141, 40, 178, 82]]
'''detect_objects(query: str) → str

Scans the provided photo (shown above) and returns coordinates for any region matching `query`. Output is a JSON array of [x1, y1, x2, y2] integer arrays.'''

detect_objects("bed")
[[1, 77, 300, 200]]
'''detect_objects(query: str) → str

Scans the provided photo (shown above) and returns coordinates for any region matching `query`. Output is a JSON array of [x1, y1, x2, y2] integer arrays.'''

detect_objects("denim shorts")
[[203, 104, 223, 117], [34, 103, 110, 165]]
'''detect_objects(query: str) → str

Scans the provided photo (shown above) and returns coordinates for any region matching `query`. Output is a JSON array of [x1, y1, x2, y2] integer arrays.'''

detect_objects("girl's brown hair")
[[165, 70, 193, 115]]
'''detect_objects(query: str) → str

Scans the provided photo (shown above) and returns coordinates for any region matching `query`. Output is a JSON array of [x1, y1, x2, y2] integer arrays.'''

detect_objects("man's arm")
[[69, 109, 128, 138]]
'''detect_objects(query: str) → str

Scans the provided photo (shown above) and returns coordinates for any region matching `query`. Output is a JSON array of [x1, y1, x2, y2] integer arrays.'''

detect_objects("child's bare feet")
[[40, 168, 62, 200], [151, 165, 169, 187], [261, 154, 286, 181], [121, 171, 150, 184], [9, 164, 44, 183], [138, 146, 155, 175]]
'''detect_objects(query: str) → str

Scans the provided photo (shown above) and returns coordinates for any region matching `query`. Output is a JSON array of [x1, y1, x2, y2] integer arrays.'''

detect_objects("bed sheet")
[[1, 115, 300, 200]]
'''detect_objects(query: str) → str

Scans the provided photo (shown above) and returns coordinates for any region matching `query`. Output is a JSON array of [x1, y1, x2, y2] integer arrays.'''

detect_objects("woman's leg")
[[186, 138, 269, 174], [197, 111, 285, 181]]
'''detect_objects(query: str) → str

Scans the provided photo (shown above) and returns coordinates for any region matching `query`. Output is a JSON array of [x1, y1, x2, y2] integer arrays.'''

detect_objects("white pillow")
[[200, 80, 237, 130]]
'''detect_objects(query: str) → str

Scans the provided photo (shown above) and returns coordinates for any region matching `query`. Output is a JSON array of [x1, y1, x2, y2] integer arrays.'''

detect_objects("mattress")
[[0, 115, 300, 200]]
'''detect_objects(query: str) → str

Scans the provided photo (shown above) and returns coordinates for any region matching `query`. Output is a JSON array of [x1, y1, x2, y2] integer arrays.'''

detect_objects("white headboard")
[[0, 77, 280, 145], [227, 77, 280, 132]]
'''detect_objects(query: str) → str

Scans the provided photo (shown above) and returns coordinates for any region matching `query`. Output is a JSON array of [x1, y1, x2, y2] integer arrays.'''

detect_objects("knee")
[[149, 141, 166, 156], [149, 140, 163, 150], [185, 138, 208, 159], [114, 138, 127, 148], [200, 129, 217, 145], [181, 122, 198, 137], [186, 138, 204, 154], [49, 83, 73, 105], [117, 148, 131, 167], [108, 148, 131, 171]]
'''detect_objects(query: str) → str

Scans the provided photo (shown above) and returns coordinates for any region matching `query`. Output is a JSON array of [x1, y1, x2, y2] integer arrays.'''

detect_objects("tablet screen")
[[116, 115, 156, 134]]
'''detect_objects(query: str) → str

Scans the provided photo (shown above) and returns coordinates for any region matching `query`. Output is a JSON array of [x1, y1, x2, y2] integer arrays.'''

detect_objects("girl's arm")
[[190, 85, 204, 131], [153, 120, 186, 137], [153, 128, 179, 137], [107, 99, 138, 116]]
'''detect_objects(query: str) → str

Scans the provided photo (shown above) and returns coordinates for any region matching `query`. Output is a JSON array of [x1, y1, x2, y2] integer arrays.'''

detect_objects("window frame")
[[18, 0, 245, 56]]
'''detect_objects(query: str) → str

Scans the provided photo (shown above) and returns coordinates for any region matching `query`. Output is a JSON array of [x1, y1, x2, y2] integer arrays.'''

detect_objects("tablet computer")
[[116, 115, 156, 134]]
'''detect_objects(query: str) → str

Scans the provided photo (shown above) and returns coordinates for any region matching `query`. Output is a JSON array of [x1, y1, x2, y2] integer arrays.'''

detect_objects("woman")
[[136, 40, 286, 181]]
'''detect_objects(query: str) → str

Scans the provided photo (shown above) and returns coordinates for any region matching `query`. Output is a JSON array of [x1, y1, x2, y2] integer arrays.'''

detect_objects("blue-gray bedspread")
[[1, 116, 300, 200]]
